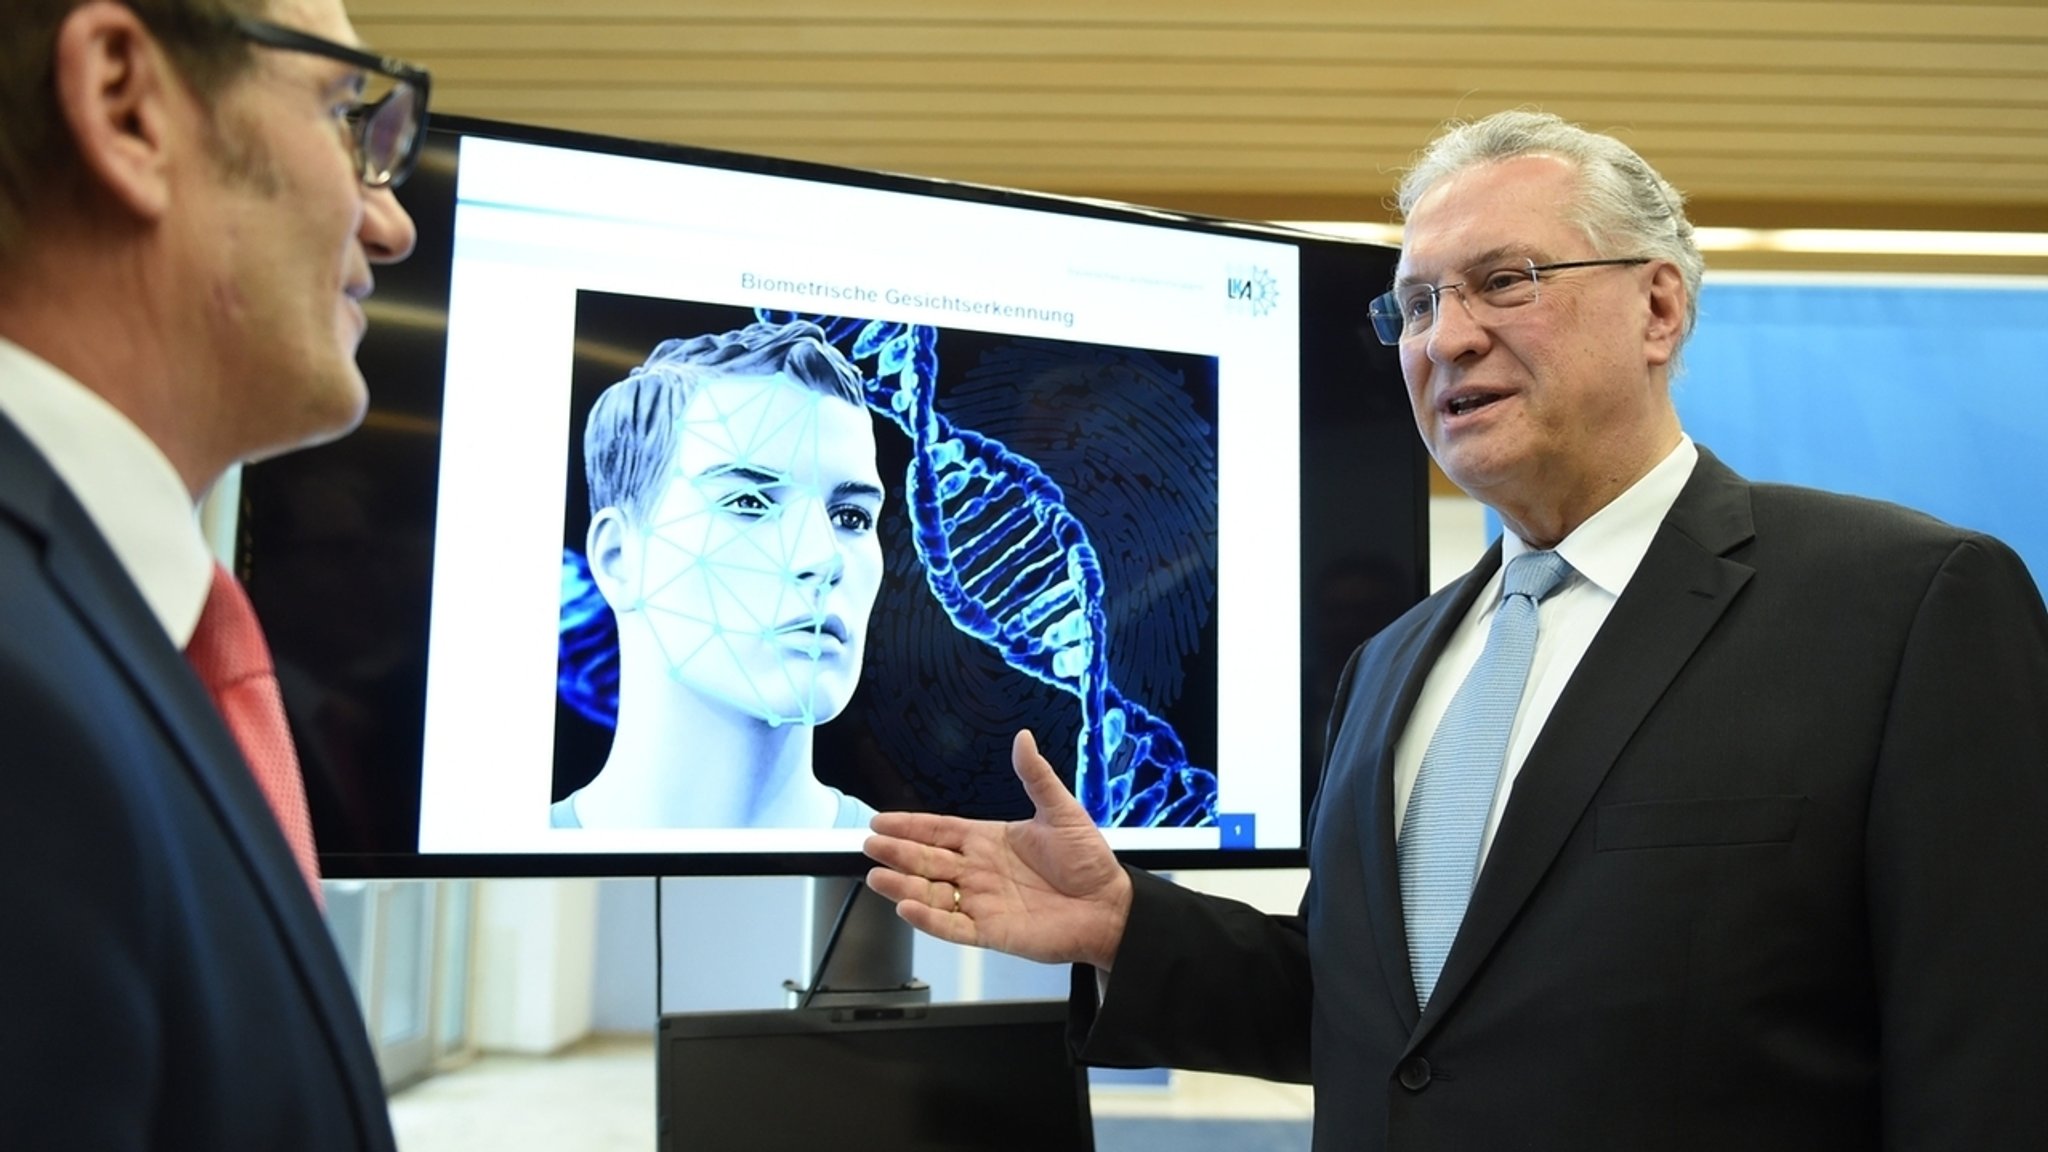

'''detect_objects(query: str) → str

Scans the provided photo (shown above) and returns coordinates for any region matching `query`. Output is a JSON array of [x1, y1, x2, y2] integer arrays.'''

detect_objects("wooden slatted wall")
[[350, 0, 2048, 267]]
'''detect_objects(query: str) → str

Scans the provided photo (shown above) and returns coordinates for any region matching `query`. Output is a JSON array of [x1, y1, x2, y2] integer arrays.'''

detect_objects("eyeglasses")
[[228, 16, 432, 189], [1368, 257, 1651, 345]]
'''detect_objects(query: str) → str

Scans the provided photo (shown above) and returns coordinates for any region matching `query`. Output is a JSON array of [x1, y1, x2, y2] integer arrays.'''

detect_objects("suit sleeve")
[[1865, 535, 2048, 1147], [1068, 867, 1314, 1083], [1062, 648, 1371, 1083]]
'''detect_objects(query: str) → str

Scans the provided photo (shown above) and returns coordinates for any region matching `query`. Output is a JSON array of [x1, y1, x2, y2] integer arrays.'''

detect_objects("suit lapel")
[[1, 415, 386, 1135], [1411, 450, 1759, 1040], [1350, 543, 1503, 1030]]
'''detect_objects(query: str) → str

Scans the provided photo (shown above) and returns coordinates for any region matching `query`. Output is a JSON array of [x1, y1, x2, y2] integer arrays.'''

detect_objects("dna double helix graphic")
[[761, 311, 1216, 829]]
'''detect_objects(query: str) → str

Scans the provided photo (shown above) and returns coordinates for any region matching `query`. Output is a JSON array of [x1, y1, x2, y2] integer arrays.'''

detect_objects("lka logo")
[[1226, 266, 1279, 317]]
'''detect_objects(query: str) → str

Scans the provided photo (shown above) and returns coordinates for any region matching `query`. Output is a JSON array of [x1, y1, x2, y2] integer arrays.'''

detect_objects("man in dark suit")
[[863, 110, 2048, 1149], [1, 0, 426, 1146]]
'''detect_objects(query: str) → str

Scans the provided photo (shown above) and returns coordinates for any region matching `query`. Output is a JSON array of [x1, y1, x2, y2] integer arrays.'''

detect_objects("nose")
[[1424, 284, 1489, 364], [360, 185, 417, 264], [788, 500, 845, 589]]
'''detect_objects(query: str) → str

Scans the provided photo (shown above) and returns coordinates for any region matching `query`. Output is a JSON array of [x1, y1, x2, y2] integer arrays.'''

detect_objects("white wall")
[[471, 879, 599, 1054]]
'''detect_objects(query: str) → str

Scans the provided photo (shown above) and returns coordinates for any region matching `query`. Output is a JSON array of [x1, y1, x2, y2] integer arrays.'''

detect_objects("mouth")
[[339, 295, 367, 341], [1440, 387, 1512, 419], [777, 615, 850, 645], [341, 278, 373, 327]]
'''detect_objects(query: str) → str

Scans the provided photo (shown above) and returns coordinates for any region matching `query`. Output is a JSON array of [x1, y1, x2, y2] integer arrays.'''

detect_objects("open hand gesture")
[[864, 730, 1133, 970]]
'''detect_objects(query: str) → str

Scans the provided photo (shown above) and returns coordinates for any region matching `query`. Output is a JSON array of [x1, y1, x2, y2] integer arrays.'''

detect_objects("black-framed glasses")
[[229, 16, 432, 189], [1368, 257, 1652, 345]]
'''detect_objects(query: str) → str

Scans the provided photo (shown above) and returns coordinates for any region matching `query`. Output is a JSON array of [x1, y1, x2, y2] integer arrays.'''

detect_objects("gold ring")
[[951, 886, 962, 913]]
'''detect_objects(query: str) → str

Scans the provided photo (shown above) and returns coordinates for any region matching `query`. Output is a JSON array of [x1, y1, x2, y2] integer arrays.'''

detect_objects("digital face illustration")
[[610, 371, 884, 727]]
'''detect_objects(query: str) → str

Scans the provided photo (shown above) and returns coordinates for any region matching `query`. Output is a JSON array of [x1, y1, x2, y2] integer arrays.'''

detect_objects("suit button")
[[1398, 1057, 1432, 1091]]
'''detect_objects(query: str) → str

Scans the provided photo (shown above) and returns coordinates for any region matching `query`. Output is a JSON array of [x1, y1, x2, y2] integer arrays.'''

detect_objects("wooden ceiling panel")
[[359, 22, 2045, 76], [411, 60, 2044, 115], [348, 0, 2048, 239]]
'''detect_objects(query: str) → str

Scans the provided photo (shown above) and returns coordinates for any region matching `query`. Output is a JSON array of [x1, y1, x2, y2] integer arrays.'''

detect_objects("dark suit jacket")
[[0, 413, 396, 1150], [1074, 447, 2048, 1150]]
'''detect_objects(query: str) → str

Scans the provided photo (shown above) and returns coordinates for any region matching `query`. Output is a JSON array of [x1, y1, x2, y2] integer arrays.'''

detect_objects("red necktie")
[[184, 562, 322, 902]]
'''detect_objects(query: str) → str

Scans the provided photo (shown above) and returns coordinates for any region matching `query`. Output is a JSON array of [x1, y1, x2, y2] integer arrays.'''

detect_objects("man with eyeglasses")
[[1, 1, 427, 1146], [865, 110, 2048, 1149]]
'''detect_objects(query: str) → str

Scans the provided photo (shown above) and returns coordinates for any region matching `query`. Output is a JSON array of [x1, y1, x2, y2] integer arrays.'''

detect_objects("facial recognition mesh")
[[633, 374, 876, 727]]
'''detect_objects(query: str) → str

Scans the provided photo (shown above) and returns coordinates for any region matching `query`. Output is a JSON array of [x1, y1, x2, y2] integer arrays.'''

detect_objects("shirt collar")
[[1502, 436, 1700, 599], [0, 337, 214, 645]]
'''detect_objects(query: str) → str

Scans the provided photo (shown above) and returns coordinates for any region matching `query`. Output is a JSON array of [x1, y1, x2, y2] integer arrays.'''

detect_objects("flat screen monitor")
[[238, 114, 1423, 877], [657, 1000, 1093, 1152]]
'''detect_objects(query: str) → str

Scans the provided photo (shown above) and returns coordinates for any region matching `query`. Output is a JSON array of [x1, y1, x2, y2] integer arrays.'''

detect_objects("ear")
[[50, 2, 183, 223], [1642, 260, 1687, 369], [587, 508, 641, 613]]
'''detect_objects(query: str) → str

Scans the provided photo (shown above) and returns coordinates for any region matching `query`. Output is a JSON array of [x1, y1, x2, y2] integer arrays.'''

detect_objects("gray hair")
[[1398, 110, 1705, 359]]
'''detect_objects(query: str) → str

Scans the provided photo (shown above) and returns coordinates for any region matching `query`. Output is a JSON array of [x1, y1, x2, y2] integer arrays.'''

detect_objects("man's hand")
[[864, 730, 1133, 971]]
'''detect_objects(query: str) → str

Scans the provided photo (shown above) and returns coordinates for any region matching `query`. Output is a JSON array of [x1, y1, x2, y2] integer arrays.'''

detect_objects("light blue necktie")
[[1399, 549, 1574, 1007]]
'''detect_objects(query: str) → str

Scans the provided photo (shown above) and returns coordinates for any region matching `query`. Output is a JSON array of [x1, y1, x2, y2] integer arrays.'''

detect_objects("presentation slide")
[[414, 136, 1308, 857]]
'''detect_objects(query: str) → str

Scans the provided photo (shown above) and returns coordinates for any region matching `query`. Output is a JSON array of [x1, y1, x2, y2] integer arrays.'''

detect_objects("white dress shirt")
[[0, 337, 213, 646], [1391, 437, 1700, 868]]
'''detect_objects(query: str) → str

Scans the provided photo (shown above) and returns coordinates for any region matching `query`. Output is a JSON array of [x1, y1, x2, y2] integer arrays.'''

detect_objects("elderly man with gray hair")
[[863, 110, 2048, 1150]]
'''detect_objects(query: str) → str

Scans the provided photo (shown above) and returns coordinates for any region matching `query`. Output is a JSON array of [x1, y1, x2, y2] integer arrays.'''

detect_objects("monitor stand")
[[783, 875, 931, 1009]]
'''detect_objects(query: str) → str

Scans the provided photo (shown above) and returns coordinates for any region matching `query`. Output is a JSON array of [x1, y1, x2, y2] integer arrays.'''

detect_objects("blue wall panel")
[[1678, 277, 2047, 591]]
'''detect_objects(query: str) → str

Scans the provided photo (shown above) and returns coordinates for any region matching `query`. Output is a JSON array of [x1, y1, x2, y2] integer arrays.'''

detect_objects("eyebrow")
[[698, 466, 884, 505], [697, 463, 785, 486]]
